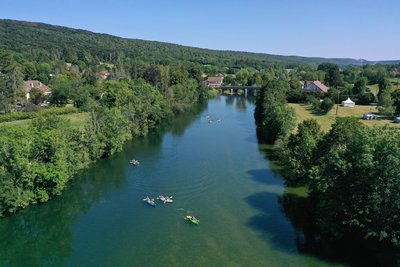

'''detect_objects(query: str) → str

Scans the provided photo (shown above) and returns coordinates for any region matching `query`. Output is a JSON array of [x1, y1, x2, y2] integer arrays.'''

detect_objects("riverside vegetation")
[[0, 78, 210, 216], [254, 78, 400, 254]]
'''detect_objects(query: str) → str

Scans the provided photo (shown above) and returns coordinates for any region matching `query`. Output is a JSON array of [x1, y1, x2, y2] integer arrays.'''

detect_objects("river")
[[1, 95, 348, 266]]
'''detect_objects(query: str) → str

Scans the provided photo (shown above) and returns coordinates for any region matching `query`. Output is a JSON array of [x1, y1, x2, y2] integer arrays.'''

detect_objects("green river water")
[[1, 96, 357, 266]]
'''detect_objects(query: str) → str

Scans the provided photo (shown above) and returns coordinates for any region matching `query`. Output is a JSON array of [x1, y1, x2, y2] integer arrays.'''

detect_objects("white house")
[[342, 97, 355, 107]]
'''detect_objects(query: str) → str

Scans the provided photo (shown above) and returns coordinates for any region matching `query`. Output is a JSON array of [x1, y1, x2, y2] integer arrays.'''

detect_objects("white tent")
[[342, 97, 355, 107]]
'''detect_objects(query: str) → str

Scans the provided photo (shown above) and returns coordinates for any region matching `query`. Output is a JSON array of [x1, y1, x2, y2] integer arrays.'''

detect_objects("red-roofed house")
[[303, 80, 329, 93], [99, 70, 110, 80], [24, 80, 51, 101], [204, 75, 224, 87]]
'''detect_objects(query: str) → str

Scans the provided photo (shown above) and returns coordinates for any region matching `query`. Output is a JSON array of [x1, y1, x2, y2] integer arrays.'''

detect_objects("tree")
[[143, 65, 161, 86], [30, 115, 75, 202], [353, 77, 367, 95], [378, 77, 391, 96], [308, 119, 400, 246], [22, 61, 37, 80], [391, 89, 400, 114], [358, 92, 375, 105], [0, 60, 24, 112], [378, 90, 395, 115], [321, 97, 334, 114], [283, 119, 322, 180], [318, 63, 342, 87], [29, 87, 44, 105], [254, 79, 296, 143]]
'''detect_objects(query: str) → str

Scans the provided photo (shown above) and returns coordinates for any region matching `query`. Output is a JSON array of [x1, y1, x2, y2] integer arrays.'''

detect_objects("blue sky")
[[1, 0, 399, 61]]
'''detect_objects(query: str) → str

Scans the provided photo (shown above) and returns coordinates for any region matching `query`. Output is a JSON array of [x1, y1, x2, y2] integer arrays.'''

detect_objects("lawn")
[[288, 103, 399, 132], [0, 112, 89, 128], [389, 78, 400, 89], [367, 84, 379, 95]]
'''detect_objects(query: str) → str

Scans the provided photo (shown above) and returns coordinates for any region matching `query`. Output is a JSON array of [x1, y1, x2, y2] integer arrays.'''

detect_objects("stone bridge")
[[220, 86, 260, 95]]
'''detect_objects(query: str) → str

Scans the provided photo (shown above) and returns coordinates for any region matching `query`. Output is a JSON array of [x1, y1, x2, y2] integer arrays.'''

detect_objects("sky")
[[1, 0, 399, 61]]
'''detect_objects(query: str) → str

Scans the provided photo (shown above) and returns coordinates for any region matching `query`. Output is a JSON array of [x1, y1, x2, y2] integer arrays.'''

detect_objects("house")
[[342, 97, 355, 107], [302, 80, 329, 93], [24, 80, 51, 101], [99, 70, 110, 80], [204, 75, 224, 87], [363, 113, 377, 120]]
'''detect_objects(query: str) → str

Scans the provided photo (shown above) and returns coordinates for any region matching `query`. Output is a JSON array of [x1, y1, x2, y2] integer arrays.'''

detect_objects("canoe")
[[158, 195, 173, 203], [186, 215, 200, 225], [143, 197, 156, 207], [130, 160, 140, 166]]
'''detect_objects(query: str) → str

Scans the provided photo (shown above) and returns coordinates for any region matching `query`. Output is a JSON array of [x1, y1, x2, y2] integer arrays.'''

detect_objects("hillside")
[[1, 19, 398, 68]]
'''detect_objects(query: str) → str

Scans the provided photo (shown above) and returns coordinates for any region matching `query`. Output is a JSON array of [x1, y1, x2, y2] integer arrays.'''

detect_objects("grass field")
[[0, 112, 89, 128], [289, 103, 400, 132], [389, 78, 400, 89], [367, 84, 379, 95]]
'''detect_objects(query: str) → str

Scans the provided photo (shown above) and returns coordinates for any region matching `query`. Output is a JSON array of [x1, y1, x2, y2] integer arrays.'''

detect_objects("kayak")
[[158, 195, 173, 203], [185, 215, 200, 225], [143, 197, 156, 207], [130, 159, 140, 166]]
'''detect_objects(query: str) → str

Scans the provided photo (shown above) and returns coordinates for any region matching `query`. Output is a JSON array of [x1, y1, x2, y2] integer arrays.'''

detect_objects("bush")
[[358, 92, 375, 104], [321, 97, 334, 114], [307, 95, 322, 112], [0, 106, 78, 123]]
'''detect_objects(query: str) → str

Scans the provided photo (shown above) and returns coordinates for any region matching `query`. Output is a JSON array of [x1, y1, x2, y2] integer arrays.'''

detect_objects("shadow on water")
[[0, 102, 207, 267], [279, 193, 400, 267], [247, 169, 284, 186], [158, 101, 208, 137], [250, 130, 400, 266], [0, 158, 129, 267]]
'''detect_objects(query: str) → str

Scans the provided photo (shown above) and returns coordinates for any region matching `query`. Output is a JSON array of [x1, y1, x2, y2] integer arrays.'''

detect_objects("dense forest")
[[1, 19, 400, 72]]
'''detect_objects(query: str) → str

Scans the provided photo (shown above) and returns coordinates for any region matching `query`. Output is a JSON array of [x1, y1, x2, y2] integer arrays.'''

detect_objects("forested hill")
[[1, 19, 398, 68]]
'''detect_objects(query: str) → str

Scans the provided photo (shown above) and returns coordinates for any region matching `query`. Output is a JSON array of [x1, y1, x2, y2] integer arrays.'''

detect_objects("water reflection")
[[0, 102, 206, 267], [235, 96, 247, 111], [255, 133, 400, 266], [225, 95, 234, 106], [223, 95, 254, 112]]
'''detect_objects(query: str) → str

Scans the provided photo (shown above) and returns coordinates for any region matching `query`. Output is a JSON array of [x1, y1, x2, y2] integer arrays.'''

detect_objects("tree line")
[[254, 76, 400, 249], [0, 77, 208, 216]]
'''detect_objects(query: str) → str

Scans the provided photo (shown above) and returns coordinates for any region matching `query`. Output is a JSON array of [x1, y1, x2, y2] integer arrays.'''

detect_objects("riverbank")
[[0, 79, 209, 217], [0, 95, 345, 267]]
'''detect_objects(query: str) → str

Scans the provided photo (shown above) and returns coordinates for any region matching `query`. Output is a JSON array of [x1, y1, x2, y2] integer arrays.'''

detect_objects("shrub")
[[321, 97, 334, 114], [0, 106, 78, 123]]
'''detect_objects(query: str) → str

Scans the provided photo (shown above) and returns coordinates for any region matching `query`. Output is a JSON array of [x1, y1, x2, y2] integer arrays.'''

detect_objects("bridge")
[[219, 86, 260, 95]]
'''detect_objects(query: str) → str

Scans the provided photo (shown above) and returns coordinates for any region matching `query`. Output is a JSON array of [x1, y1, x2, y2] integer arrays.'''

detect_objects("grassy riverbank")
[[288, 103, 399, 131], [0, 112, 89, 128]]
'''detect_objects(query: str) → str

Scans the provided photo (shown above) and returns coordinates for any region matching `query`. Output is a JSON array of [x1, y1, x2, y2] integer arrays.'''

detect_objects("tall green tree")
[[283, 119, 322, 181], [318, 63, 342, 87], [0, 51, 24, 112], [255, 79, 296, 143], [352, 77, 367, 95], [308, 119, 400, 246], [378, 90, 395, 115]]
